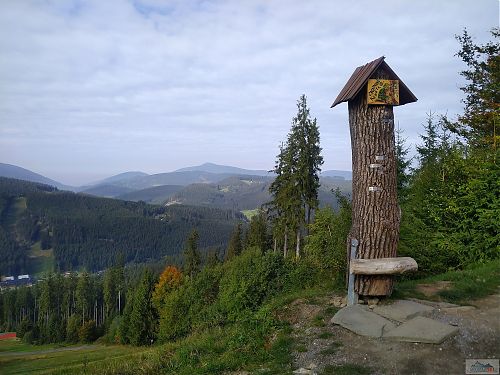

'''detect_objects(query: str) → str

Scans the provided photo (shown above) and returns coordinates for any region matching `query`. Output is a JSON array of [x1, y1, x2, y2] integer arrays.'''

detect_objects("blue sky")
[[0, 0, 498, 185]]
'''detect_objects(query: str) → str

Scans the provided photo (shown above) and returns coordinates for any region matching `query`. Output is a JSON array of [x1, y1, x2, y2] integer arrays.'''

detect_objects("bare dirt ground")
[[287, 291, 500, 375]]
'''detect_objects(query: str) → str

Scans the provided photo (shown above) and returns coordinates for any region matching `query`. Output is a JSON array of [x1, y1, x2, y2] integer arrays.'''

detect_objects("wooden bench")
[[350, 257, 418, 275], [347, 239, 418, 305]]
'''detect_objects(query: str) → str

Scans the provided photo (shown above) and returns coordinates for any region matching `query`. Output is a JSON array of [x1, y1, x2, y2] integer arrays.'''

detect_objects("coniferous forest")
[[0, 177, 244, 275]]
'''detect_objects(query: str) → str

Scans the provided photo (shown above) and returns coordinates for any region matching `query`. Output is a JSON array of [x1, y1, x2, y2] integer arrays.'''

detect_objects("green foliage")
[[400, 107, 499, 274], [225, 222, 243, 260], [22, 330, 36, 344], [268, 94, 323, 257], [0, 177, 244, 273], [16, 318, 32, 339], [76, 271, 92, 323], [305, 195, 351, 280], [128, 269, 157, 346], [183, 229, 201, 278], [395, 123, 412, 200], [158, 265, 223, 341], [218, 249, 288, 320], [78, 320, 97, 343], [394, 259, 500, 304], [103, 315, 122, 344], [244, 212, 270, 252], [452, 28, 499, 148], [66, 314, 81, 343], [117, 288, 134, 344]]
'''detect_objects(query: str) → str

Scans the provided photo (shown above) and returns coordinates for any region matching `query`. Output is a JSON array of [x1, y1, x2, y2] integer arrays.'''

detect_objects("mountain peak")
[[175, 163, 271, 176]]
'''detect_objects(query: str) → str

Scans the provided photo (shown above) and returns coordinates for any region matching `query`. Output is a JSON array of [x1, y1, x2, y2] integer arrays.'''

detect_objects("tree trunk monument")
[[331, 57, 418, 299]]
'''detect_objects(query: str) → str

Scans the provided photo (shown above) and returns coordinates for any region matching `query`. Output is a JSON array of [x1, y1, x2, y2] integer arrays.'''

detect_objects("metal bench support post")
[[347, 239, 359, 306]]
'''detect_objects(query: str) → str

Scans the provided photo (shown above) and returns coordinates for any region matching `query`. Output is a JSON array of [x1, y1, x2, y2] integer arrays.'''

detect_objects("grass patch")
[[321, 364, 371, 375], [393, 259, 500, 304], [312, 313, 326, 327], [295, 344, 308, 353], [241, 209, 260, 220], [0, 338, 63, 353], [0, 344, 144, 375], [27, 255, 55, 276], [29, 241, 53, 258], [79, 323, 293, 375], [323, 306, 338, 317], [317, 331, 334, 340], [319, 341, 342, 355], [305, 296, 322, 305]]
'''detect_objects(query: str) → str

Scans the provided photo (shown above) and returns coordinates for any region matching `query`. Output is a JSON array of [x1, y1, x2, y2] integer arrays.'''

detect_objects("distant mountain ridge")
[[175, 162, 271, 176], [0, 163, 73, 191], [89, 171, 149, 186], [0, 162, 352, 203]]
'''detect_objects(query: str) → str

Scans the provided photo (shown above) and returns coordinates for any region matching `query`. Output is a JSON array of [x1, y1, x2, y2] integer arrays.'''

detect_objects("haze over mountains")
[[0, 162, 352, 209], [0, 163, 73, 191]]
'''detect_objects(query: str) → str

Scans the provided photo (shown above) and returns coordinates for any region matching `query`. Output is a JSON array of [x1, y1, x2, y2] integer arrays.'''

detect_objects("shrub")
[[66, 314, 81, 343], [79, 320, 97, 343], [16, 318, 32, 339], [218, 248, 287, 321], [22, 330, 35, 344]]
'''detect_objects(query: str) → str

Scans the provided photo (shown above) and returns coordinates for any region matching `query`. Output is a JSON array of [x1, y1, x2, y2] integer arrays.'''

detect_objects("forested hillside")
[[164, 175, 351, 211], [0, 177, 244, 274]]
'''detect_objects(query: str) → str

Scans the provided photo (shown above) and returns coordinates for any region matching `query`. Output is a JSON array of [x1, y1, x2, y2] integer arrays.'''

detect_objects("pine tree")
[[39, 274, 54, 327], [103, 268, 116, 319], [395, 122, 412, 199], [75, 271, 92, 324], [205, 247, 221, 268], [128, 269, 157, 346], [245, 213, 268, 252], [452, 28, 499, 149], [226, 222, 243, 260], [183, 230, 201, 278], [267, 95, 323, 258], [117, 288, 134, 344], [291, 94, 323, 226], [416, 112, 440, 165]]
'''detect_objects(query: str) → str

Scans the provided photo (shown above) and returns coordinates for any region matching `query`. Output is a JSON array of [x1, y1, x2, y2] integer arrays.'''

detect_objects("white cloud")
[[0, 0, 498, 185]]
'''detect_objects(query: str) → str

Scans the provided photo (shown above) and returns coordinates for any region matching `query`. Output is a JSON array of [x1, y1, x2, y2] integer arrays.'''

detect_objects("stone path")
[[330, 299, 459, 344]]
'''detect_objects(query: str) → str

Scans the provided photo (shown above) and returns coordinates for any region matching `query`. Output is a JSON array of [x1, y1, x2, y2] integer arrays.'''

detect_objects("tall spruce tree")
[[75, 271, 92, 324], [245, 213, 268, 252], [226, 222, 243, 260], [395, 122, 412, 200], [416, 112, 440, 165], [183, 230, 201, 278], [128, 269, 157, 346], [292, 94, 324, 226], [268, 95, 323, 258], [452, 28, 499, 149]]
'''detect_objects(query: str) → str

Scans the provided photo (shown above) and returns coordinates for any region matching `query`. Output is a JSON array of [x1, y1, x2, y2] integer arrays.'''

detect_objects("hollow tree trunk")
[[347, 70, 401, 296]]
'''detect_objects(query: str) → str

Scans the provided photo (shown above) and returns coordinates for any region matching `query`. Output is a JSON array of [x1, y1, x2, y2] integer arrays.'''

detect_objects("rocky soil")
[[286, 292, 500, 375]]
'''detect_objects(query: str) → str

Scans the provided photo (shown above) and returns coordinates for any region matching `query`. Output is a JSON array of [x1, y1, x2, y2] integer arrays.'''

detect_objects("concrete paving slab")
[[330, 305, 396, 338], [373, 299, 434, 322], [408, 298, 459, 308], [383, 316, 459, 344]]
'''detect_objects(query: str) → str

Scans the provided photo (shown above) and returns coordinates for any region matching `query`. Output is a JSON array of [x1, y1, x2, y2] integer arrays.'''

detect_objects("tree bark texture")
[[347, 69, 401, 296]]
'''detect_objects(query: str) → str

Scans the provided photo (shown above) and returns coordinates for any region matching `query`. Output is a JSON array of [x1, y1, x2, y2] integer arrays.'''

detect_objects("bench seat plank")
[[350, 257, 417, 275]]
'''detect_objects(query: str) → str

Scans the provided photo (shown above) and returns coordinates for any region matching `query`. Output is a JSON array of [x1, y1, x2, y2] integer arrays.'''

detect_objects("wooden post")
[[331, 57, 417, 297], [347, 238, 358, 306]]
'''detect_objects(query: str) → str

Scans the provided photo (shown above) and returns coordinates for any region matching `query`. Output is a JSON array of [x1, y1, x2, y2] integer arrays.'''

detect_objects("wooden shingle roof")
[[331, 56, 417, 108]]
